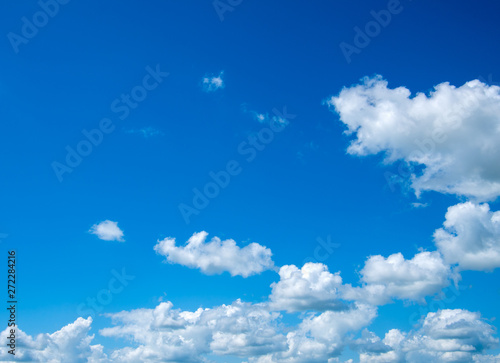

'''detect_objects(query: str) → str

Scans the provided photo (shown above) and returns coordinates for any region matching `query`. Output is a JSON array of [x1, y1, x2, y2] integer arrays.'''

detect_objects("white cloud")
[[0, 317, 108, 363], [5, 304, 499, 362], [343, 251, 453, 305], [354, 329, 404, 363], [473, 354, 500, 362], [89, 220, 124, 242], [251, 303, 377, 363], [434, 202, 500, 271], [269, 263, 345, 312], [154, 231, 275, 277], [101, 299, 285, 362], [357, 309, 499, 362], [411, 202, 429, 209], [202, 71, 225, 92], [100, 299, 376, 363], [326, 76, 500, 201]]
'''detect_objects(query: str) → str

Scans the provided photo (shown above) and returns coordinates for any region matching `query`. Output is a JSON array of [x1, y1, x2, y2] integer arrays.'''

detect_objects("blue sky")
[[1, 0, 500, 362]]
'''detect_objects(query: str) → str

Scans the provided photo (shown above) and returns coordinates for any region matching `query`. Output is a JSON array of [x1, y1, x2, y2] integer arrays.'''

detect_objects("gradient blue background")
[[1, 0, 500, 359]]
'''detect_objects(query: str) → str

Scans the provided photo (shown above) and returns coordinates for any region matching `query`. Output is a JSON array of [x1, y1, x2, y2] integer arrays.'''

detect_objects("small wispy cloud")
[[125, 127, 163, 138], [411, 202, 429, 209], [202, 71, 225, 92], [254, 113, 267, 123], [89, 220, 124, 242], [241, 104, 290, 127]]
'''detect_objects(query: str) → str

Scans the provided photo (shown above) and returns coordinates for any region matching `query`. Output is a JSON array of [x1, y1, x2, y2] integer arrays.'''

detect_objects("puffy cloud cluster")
[[326, 76, 500, 201], [0, 259, 378, 362], [266, 254, 454, 310], [5, 256, 500, 362], [269, 263, 345, 312], [250, 303, 377, 363], [0, 317, 107, 362], [154, 231, 275, 277], [6, 306, 500, 363], [434, 202, 500, 272], [78, 203, 500, 361], [99, 299, 375, 363], [344, 251, 454, 305], [357, 309, 499, 362], [100, 299, 285, 362]]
